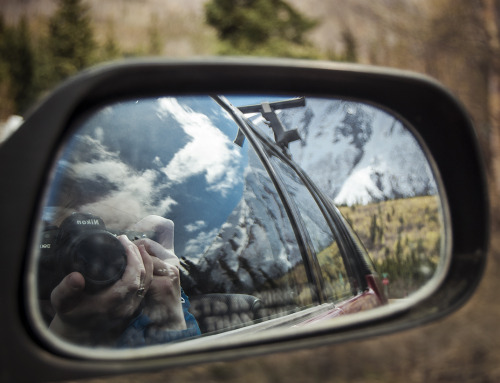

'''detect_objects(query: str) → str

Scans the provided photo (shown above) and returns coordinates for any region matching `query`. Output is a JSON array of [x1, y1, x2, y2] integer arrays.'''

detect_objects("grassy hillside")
[[272, 196, 442, 303], [339, 195, 442, 298]]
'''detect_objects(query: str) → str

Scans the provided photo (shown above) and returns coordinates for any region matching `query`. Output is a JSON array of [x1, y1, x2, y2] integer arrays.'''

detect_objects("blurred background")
[[1, 0, 499, 381]]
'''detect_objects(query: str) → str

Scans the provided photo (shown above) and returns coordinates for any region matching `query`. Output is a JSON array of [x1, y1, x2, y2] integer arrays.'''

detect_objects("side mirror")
[[0, 58, 488, 382]]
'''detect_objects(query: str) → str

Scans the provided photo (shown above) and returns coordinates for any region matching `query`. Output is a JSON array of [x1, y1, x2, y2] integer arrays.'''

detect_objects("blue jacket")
[[116, 289, 201, 347]]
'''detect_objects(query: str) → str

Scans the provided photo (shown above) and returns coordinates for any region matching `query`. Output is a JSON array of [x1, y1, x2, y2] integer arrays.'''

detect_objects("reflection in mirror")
[[31, 95, 444, 350]]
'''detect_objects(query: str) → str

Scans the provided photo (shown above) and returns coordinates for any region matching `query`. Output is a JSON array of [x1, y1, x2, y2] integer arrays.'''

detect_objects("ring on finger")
[[137, 282, 146, 297]]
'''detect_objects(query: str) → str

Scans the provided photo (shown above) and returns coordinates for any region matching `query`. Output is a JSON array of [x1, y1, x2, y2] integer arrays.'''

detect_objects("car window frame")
[[265, 149, 359, 302], [234, 102, 367, 303]]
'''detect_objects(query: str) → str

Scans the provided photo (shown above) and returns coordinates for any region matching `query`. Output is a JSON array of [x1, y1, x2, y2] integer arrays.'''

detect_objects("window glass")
[[269, 155, 352, 302], [34, 96, 314, 346]]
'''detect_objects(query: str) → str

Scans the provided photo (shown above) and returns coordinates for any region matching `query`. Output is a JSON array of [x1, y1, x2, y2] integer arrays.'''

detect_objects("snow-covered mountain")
[[251, 98, 437, 205], [183, 146, 335, 299], [187, 150, 304, 294], [184, 97, 438, 296]]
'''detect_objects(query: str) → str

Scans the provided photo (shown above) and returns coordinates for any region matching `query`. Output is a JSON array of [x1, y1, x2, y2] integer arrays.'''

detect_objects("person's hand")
[[130, 215, 179, 267], [135, 239, 186, 330], [49, 236, 153, 344], [131, 216, 186, 331]]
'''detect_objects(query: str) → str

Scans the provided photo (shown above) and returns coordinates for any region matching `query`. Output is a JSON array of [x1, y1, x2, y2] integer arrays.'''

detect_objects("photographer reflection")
[[116, 216, 201, 347], [42, 214, 200, 347]]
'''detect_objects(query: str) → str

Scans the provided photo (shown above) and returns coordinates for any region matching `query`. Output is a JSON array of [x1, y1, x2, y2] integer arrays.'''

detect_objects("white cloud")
[[72, 160, 131, 184], [65, 136, 177, 230], [93, 127, 104, 142], [152, 156, 163, 167], [183, 227, 220, 259], [157, 98, 242, 196], [185, 220, 206, 232]]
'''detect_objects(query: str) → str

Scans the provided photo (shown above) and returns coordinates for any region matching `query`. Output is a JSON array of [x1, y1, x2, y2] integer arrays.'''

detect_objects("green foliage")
[[8, 18, 35, 113], [0, 16, 36, 115], [0, 16, 14, 119], [316, 242, 352, 301], [0, 0, 124, 117], [100, 22, 121, 61], [0, 1, 358, 118], [47, 0, 96, 83], [369, 214, 378, 244], [341, 28, 358, 62], [324, 27, 359, 63], [205, 0, 319, 58], [147, 14, 162, 55], [339, 196, 442, 298]]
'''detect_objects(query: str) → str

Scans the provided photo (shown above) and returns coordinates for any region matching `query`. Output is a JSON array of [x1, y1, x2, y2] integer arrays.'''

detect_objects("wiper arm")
[[212, 95, 306, 150], [237, 97, 305, 149]]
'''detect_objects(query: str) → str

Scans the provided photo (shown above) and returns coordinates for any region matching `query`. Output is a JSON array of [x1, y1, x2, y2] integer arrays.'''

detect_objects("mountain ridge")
[[250, 98, 436, 205]]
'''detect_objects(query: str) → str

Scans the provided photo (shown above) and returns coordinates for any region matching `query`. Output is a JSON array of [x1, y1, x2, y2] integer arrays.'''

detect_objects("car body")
[[185, 95, 387, 334]]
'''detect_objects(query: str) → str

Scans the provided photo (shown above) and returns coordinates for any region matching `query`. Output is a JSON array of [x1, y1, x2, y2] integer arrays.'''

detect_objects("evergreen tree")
[[326, 28, 359, 63], [369, 214, 378, 244], [205, 0, 319, 58], [102, 34, 121, 61], [9, 18, 35, 114], [100, 21, 121, 61], [48, 0, 96, 83], [0, 16, 36, 115], [0, 14, 15, 119], [147, 14, 162, 55], [0, 15, 8, 82], [341, 28, 358, 62]]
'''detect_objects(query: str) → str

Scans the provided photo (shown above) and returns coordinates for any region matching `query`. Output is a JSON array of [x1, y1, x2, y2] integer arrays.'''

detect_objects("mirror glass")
[[30, 95, 445, 350]]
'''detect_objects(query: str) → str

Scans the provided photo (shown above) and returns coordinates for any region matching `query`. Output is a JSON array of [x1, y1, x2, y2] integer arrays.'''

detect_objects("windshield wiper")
[[237, 97, 304, 149]]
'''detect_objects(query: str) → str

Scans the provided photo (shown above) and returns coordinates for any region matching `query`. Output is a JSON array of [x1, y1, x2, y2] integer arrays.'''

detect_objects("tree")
[[369, 214, 378, 245], [0, 15, 15, 119], [482, 0, 500, 220], [9, 18, 36, 114], [205, 0, 319, 58], [421, 0, 500, 227], [100, 21, 121, 61], [47, 0, 96, 83], [0, 15, 36, 115], [325, 27, 359, 63], [147, 14, 163, 55], [341, 28, 358, 62]]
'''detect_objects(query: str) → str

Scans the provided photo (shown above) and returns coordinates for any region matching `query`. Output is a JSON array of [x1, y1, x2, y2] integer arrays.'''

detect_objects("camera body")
[[38, 212, 128, 298]]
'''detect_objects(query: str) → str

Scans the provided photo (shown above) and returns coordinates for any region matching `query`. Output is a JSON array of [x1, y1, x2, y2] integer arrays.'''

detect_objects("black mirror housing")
[[0, 58, 489, 382]]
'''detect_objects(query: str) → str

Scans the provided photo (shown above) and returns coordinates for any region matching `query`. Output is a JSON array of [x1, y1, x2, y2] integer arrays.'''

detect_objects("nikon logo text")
[[76, 219, 100, 225]]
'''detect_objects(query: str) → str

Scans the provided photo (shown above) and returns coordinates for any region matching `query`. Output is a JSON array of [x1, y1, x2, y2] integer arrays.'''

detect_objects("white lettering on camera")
[[76, 219, 100, 225]]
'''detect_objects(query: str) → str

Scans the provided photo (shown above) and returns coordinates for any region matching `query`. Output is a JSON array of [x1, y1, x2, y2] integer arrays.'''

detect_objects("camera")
[[38, 212, 128, 298]]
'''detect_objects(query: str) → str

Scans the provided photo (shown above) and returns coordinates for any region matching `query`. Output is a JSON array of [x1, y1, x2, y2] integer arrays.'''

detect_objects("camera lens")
[[68, 231, 127, 293]]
